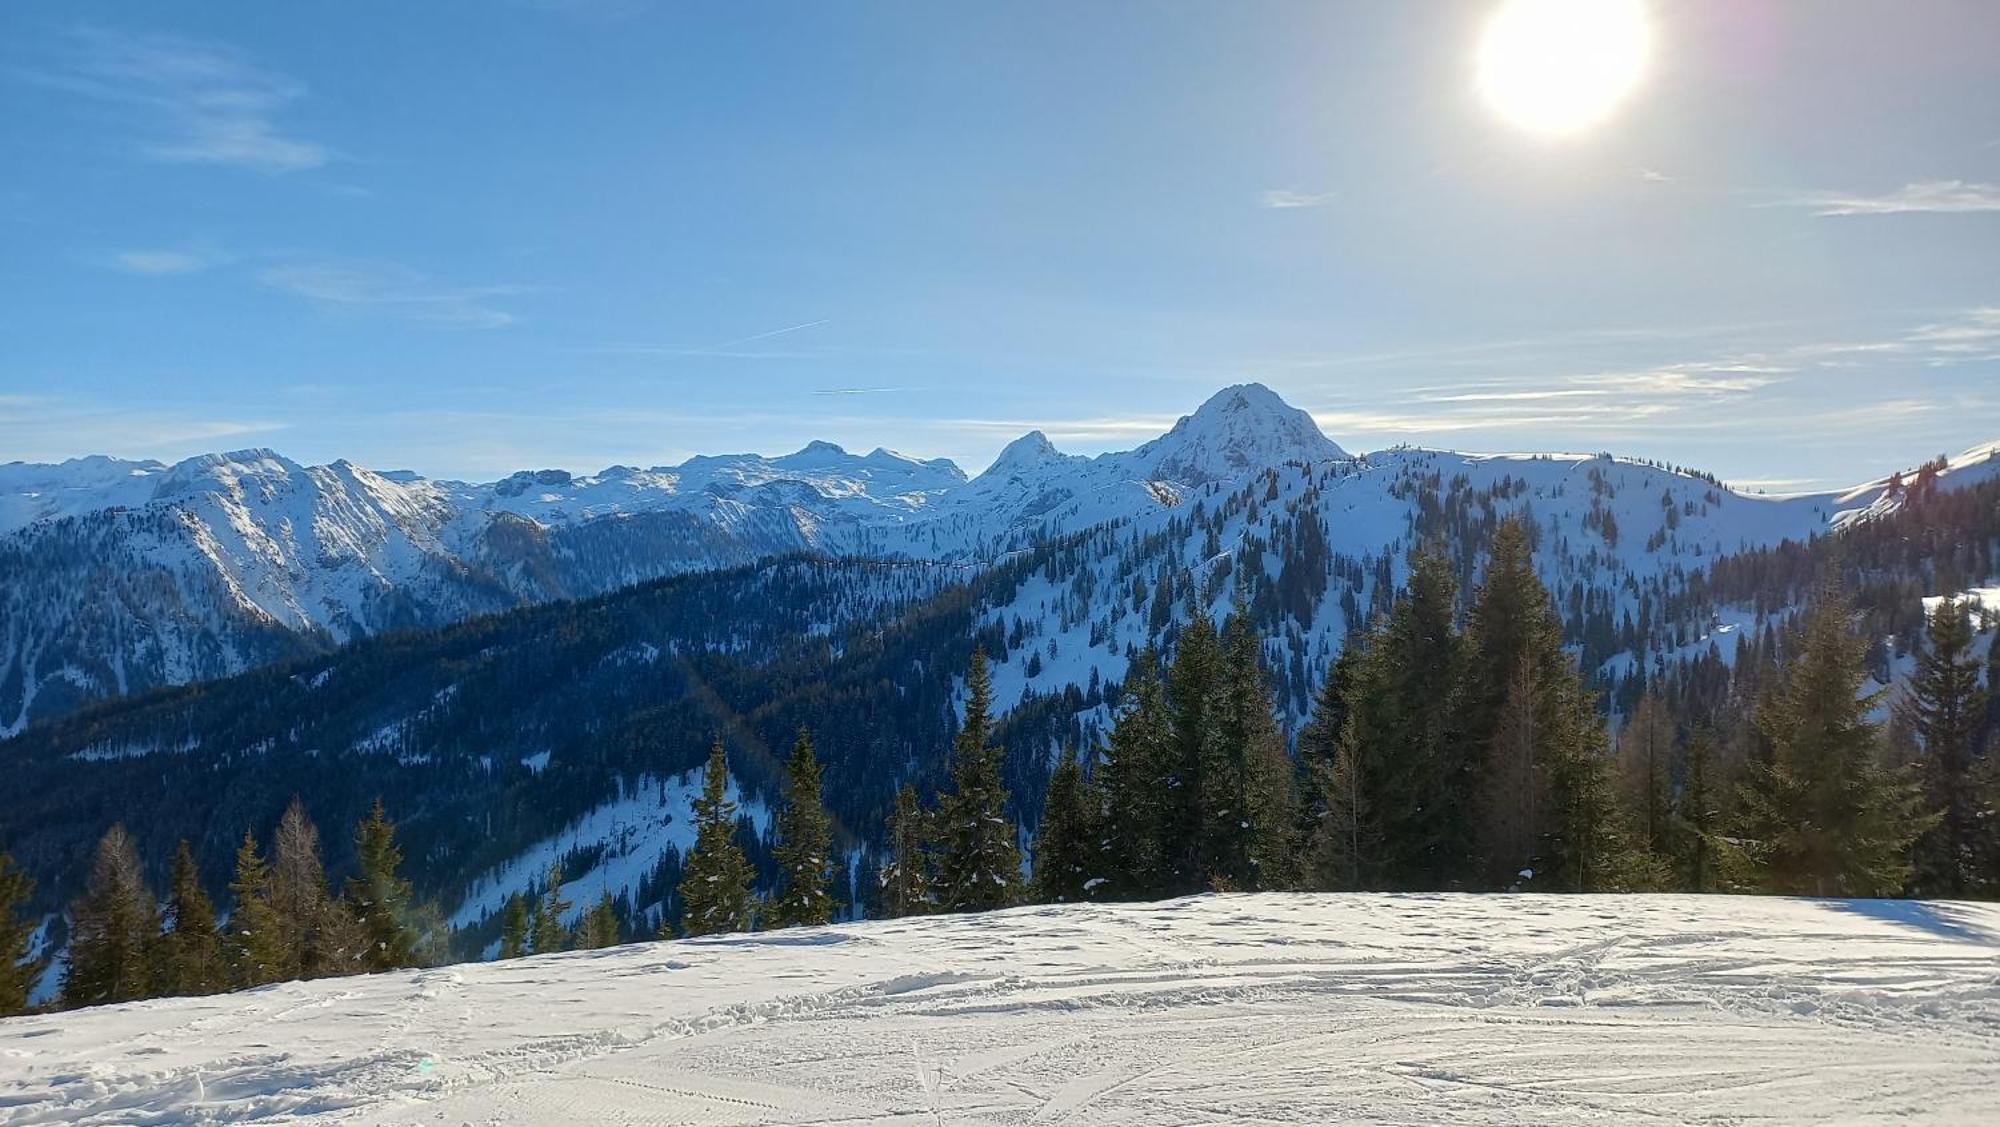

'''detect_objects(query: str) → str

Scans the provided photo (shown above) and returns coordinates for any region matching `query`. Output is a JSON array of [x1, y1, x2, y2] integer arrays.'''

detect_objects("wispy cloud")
[[815, 386, 902, 396], [0, 394, 288, 460], [1259, 188, 1336, 210], [591, 317, 835, 359], [1783, 179, 2000, 217], [259, 263, 524, 328], [109, 247, 223, 275], [25, 28, 329, 172]]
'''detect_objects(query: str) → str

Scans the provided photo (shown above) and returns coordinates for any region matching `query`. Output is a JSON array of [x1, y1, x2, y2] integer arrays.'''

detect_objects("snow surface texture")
[[3, 893, 1997, 1125]]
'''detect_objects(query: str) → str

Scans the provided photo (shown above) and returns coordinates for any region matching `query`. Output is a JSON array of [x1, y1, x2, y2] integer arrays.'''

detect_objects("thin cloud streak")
[[1783, 180, 2000, 217], [258, 263, 525, 328]]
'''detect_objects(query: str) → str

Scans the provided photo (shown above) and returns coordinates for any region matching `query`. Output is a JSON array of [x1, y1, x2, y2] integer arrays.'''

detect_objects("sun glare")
[[1478, 0, 1651, 138]]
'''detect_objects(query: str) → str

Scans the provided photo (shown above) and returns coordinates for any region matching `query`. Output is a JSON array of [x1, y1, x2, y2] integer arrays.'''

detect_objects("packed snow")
[[3, 893, 1997, 1125]]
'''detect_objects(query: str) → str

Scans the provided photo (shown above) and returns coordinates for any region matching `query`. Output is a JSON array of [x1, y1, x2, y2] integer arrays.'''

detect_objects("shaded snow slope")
[[3, 893, 1996, 1125]]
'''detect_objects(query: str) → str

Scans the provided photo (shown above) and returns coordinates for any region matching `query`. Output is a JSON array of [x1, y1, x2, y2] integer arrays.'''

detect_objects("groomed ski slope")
[[3, 894, 1997, 1125]]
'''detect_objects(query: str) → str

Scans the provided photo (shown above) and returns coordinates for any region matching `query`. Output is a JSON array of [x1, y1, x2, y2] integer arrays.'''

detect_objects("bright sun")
[[1478, 0, 1651, 138]]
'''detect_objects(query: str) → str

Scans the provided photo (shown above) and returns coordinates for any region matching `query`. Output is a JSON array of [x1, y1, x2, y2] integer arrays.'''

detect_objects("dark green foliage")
[[346, 799, 420, 972], [157, 841, 227, 997], [530, 863, 573, 954], [935, 648, 1020, 912], [1618, 695, 1676, 861], [1902, 597, 1991, 896], [269, 797, 361, 979], [1735, 583, 1929, 896], [878, 783, 933, 917], [0, 852, 43, 1016], [769, 729, 835, 928], [1673, 730, 1724, 892], [577, 893, 621, 949], [499, 893, 530, 958], [1095, 649, 1170, 898], [63, 825, 157, 1008], [1163, 613, 1222, 893], [1030, 747, 1098, 903], [678, 740, 755, 936], [228, 830, 286, 987]]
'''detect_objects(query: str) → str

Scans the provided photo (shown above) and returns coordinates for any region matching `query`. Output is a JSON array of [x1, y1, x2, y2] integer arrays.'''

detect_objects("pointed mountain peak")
[[1130, 383, 1346, 484], [984, 430, 1068, 477]]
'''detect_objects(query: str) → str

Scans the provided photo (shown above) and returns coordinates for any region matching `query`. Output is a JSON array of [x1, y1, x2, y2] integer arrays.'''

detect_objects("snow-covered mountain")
[[2, 382, 1994, 735]]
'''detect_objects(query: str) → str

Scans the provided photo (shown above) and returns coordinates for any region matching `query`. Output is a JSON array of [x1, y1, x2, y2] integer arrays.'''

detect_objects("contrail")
[[701, 317, 832, 351]]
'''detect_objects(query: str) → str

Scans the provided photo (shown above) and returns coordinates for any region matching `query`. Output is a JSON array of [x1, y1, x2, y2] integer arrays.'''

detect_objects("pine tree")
[[679, 739, 755, 936], [530, 863, 574, 954], [157, 841, 226, 996], [269, 797, 357, 979], [499, 893, 530, 958], [1030, 747, 1098, 902], [577, 893, 621, 949], [1618, 694, 1677, 861], [1736, 582, 1930, 896], [1339, 550, 1463, 888], [1673, 729, 1723, 892], [0, 851, 44, 1017], [1300, 645, 1368, 891], [769, 728, 835, 928], [1163, 612, 1223, 891], [63, 825, 158, 1008], [1096, 649, 1171, 898], [935, 648, 1021, 912], [227, 830, 285, 987], [878, 783, 933, 917], [346, 799, 419, 971], [1901, 597, 1991, 896]]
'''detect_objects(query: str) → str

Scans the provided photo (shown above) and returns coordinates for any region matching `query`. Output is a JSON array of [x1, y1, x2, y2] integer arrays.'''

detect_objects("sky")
[[2, 0, 1998, 491]]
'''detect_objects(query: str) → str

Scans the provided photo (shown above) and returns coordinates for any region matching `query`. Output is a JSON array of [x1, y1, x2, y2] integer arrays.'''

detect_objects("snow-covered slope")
[[2, 383, 1993, 734], [3, 892, 1996, 1125]]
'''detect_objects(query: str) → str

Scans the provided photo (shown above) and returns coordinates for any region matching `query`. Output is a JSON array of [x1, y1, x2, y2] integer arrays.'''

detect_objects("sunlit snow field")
[[3, 893, 1997, 1125]]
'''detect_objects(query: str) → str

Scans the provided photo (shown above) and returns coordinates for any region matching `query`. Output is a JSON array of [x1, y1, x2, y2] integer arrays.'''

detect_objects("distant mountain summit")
[[1126, 383, 1348, 484]]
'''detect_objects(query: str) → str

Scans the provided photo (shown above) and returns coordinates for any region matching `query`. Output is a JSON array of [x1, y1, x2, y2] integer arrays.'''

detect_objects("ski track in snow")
[[3, 893, 1998, 1125]]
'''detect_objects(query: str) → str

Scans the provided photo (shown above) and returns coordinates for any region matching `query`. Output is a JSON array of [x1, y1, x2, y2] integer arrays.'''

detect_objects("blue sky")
[[3, 0, 1998, 490]]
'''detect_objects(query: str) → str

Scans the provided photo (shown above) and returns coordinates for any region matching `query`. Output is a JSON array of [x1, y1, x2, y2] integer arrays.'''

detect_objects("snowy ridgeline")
[[2, 893, 1997, 1125]]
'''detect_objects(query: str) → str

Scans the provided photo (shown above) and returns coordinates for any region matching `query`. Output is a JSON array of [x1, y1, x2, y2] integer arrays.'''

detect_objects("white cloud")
[[0, 394, 288, 460], [1259, 189, 1336, 210], [110, 248, 218, 275], [28, 28, 330, 172], [259, 263, 524, 328], [1787, 180, 2000, 217]]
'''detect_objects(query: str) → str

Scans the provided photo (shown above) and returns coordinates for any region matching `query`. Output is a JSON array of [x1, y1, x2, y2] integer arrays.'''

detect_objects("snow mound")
[[3, 893, 1996, 1125]]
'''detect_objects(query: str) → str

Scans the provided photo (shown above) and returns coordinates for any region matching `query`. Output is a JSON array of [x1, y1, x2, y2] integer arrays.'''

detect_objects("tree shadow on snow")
[[1823, 898, 2000, 944]]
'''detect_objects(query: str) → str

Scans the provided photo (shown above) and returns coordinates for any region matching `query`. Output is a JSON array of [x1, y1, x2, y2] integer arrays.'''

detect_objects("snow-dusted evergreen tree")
[[577, 893, 621, 948], [499, 893, 530, 958], [530, 862, 573, 954], [878, 782, 933, 917], [1030, 747, 1098, 902], [346, 799, 419, 971], [770, 727, 835, 928], [1736, 581, 1928, 896], [935, 647, 1020, 912], [158, 841, 226, 997], [0, 851, 43, 1017], [1096, 648, 1170, 898], [63, 824, 158, 1008], [678, 739, 755, 936], [1901, 596, 1991, 896], [227, 830, 285, 987]]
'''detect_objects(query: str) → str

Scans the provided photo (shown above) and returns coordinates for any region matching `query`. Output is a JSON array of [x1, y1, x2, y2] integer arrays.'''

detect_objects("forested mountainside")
[[7, 383, 1978, 737], [4, 453, 1997, 959]]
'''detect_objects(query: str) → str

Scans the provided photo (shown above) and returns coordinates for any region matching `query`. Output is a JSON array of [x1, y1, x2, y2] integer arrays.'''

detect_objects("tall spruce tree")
[[346, 799, 419, 971], [1300, 645, 1368, 891], [1618, 694, 1677, 861], [1340, 550, 1463, 888], [770, 728, 835, 928], [63, 824, 158, 1008], [1673, 730, 1723, 892], [1901, 597, 1991, 896], [227, 830, 285, 987], [1096, 649, 1171, 898], [0, 851, 43, 1017], [1164, 612, 1224, 891], [1736, 582, 1929, 896], [1030, 747, 1098, 902], [678, 739, 755, 936], [878, 783, 933, 917], [157, 841, 226, 997], [530, 863, 573, 954], [935, 647, 1021, 912], [498, 893, 530, 958]]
